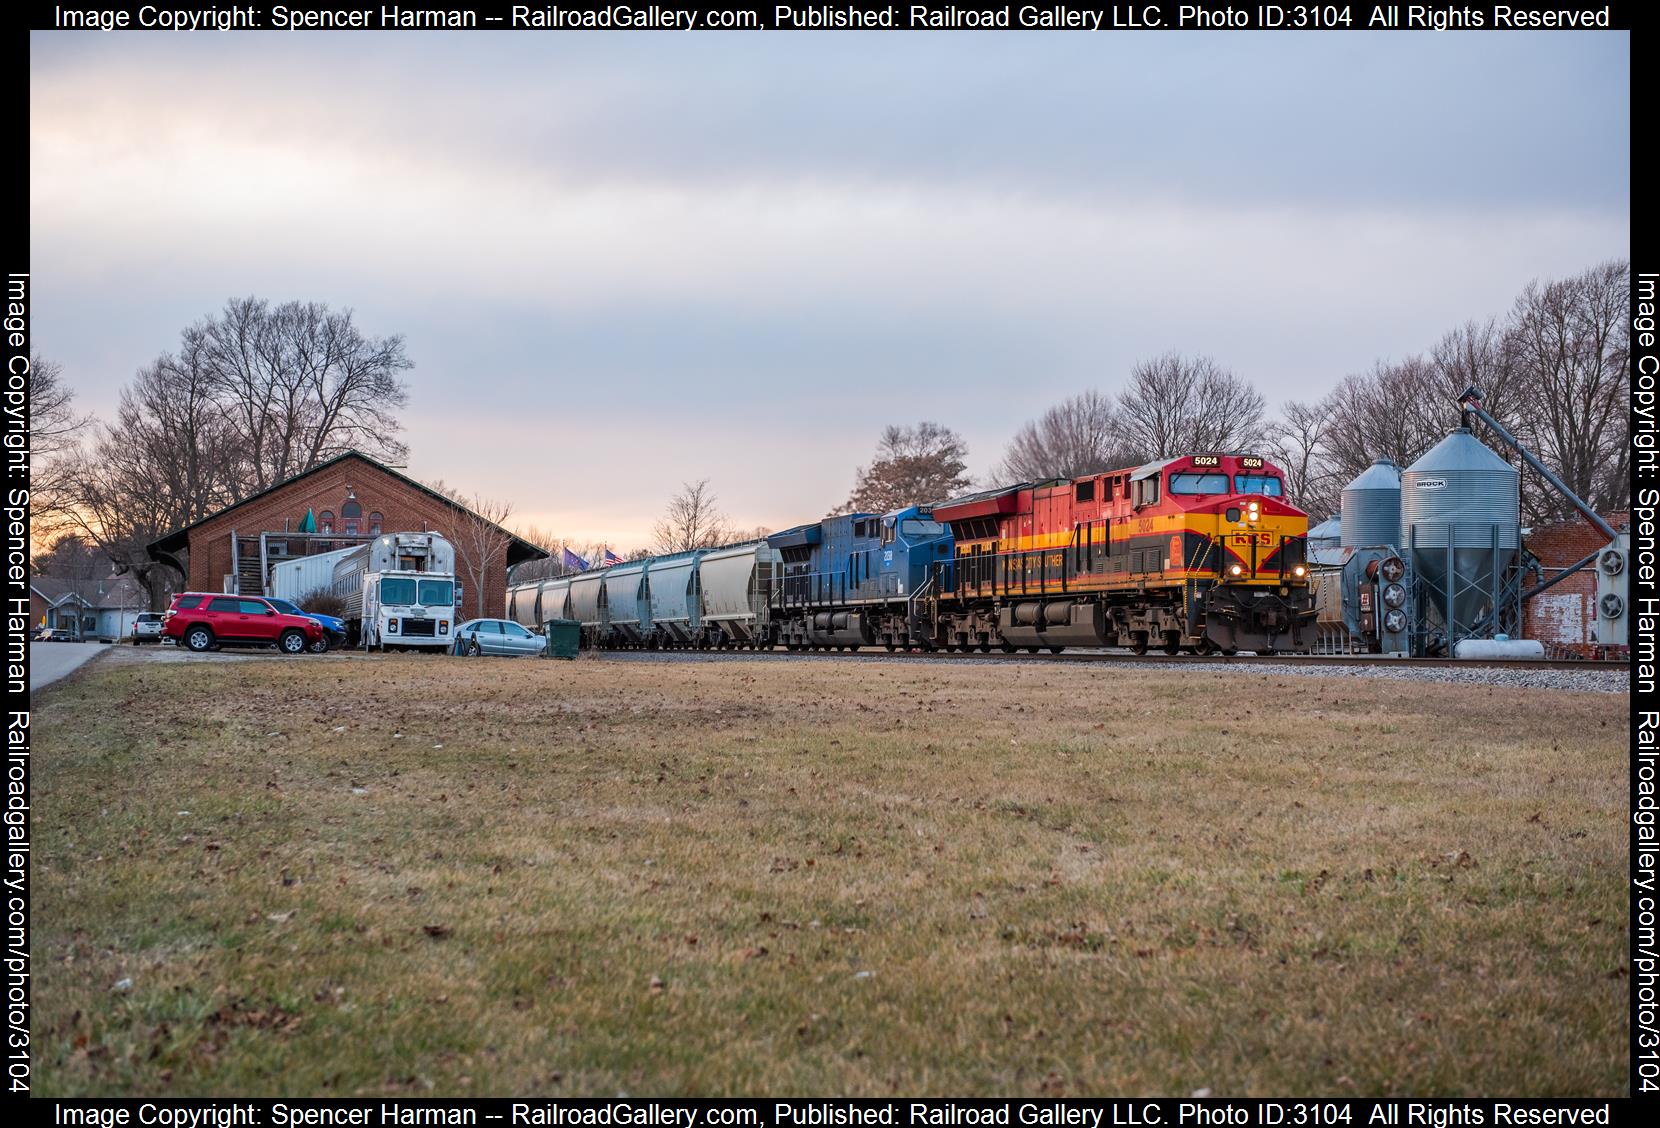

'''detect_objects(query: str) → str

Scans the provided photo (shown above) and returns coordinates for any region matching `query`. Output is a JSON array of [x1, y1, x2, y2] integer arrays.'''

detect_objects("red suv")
[[163, 593, 325, 655]]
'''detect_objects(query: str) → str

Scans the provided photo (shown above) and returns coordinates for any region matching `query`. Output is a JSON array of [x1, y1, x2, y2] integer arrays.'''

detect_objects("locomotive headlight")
[[1382, 583, 1407, 609], [1248, 501, 1259, 511], [1229, 564, 1244, 576], [1293, 565, 1307, 577]]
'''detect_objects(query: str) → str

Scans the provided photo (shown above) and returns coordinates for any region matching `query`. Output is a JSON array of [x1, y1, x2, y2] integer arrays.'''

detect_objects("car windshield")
[[1236, 474, 1283, 496], [419, 579, 454, 606], [900, 519, 945, 537], [266, 599, 300, 615], [1168, 472, 1231, 495], [381, 577, 417, 605]]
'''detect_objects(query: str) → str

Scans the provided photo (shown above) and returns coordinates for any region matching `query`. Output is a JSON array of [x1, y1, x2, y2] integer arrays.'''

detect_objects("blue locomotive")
[[767, 505, 954, 651]]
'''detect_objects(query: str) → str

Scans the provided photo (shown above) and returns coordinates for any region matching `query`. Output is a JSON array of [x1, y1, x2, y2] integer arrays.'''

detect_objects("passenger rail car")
[[929, 454, 1315, 654]]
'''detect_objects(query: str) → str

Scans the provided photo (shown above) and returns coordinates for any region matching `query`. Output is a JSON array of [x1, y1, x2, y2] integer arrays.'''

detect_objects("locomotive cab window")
[[1235, 474, 1284, 496], [1075, 480, 1095, 503], [882, 518, 896, 545], [1168, 472, 1230, 495], [1133, 477, 1160, 507]]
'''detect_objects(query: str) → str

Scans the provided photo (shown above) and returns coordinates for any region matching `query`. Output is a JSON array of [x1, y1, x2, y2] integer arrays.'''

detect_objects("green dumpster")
[[543, 618, 581, 660]]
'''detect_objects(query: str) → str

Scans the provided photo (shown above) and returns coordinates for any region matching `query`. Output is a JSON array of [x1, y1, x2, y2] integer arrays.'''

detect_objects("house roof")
[[146, 450, 548, 566], [31, 572, 148, 609]]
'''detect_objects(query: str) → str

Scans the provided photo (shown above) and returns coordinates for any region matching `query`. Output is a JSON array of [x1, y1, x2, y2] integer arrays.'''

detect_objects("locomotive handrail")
[[776, 568, 902, 608]]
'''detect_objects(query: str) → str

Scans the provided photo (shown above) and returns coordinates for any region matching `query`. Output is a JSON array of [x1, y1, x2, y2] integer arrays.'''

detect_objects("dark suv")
[[162, 593, 325, 655]]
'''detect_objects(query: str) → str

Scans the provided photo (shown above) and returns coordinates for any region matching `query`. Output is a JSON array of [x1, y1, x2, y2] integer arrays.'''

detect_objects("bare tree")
[[653, 479, 733, 554], [1507, 260, 1630, 518], [995, 389, 1142, 484], [28, 354, 89, 470], [1118, 353, 1267, 458], [200, 297, 412, 493], [1264, 398, 1338, 519], [844, 422, 972, 513], [447, 493, 516, 618]]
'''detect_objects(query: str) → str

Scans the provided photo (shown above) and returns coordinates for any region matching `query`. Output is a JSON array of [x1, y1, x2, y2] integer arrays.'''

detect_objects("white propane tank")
[[1452, 637, 1546, 660]]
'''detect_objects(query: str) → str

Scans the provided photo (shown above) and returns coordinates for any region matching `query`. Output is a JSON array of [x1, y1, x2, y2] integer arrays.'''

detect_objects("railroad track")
[[598, 647, 1629, 673]]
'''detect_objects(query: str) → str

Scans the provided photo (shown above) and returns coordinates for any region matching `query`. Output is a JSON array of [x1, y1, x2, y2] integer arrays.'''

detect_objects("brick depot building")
[[147, 451, 545, 619], [1521, 509, 1629, 658]]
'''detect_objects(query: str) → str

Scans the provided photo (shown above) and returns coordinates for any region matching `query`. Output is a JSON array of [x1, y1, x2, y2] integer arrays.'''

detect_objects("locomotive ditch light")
[[1229, 564, 1244, 576], [1293, 565, 1306, 577], [1247, 510, 1259, 523], [1248, 501, 1259, 510]]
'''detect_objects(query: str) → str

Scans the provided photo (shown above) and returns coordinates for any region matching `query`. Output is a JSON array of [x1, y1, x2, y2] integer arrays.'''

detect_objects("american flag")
[[602, 548, 625, 566], [561, 547, 590, 572]]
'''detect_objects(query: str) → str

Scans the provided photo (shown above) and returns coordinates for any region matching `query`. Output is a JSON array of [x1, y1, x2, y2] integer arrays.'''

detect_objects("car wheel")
[[307, 635, 329, 654], [466, 639, 482, 657], [278, 629, 307, 655], [184, 625, 214, 653]]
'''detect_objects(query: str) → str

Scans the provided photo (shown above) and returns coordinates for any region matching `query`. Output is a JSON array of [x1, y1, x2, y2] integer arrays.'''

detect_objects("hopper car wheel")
[[1027, 647, 1040, 654], [885, 643, 896, 652], [1162, 632, 1182, 656], [1130, 632, 1149, 656], [1000, 643, 1017, 653], [1194, 639, 1216, 656], [978, 640, 992, 653], [1047, 646, 1064, 655], [1260, 647, 1277, 656], [1222, 648, 1238, 656]]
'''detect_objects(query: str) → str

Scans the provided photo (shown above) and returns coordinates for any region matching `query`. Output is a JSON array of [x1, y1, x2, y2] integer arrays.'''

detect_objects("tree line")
[[34, 260, 1630, 600]]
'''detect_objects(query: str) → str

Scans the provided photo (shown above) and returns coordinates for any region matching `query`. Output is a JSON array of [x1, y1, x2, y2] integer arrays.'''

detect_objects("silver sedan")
[[453, 618, 545, 657]]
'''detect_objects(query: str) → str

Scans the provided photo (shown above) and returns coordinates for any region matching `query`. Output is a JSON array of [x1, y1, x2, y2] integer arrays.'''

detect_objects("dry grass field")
[[31, 650, 1628, 1096]]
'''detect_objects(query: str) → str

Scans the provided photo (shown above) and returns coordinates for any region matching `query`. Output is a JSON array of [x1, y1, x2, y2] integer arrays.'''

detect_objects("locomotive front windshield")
[[1168, 472, 1230, 495], [900, 519, 945, 537], [1235, 474, 1284, 496], [381, 578, 417, 604]]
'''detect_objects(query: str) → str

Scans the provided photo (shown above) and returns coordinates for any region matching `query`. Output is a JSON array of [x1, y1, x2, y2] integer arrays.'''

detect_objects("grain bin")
[[1401, 428, 1520, 644], [1339, 458, 1401, 548]]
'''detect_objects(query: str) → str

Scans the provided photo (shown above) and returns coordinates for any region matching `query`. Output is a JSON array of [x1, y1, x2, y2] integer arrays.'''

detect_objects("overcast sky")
[[30, 31, 1629, 546]]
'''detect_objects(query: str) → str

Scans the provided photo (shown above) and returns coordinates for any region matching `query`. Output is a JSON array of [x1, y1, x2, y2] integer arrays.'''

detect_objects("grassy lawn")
[[30, 651, 1628, 1096]]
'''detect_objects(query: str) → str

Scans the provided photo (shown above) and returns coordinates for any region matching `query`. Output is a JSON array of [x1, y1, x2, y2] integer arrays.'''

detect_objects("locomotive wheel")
[[1162, 632, 1181, 656], [1130, 632, 1149, 656], [1195, 639, 1217, 656], [978, 640, 992, 653], [1222, 648, 1239, 656]]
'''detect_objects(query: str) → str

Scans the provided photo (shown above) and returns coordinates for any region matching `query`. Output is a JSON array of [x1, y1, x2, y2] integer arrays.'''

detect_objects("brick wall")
[[183, 455, 512, 619], [1520, 510, 1628, 657]]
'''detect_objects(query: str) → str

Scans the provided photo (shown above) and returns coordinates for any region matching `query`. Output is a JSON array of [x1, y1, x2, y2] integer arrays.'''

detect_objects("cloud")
[[29, 30, 1630, 546]]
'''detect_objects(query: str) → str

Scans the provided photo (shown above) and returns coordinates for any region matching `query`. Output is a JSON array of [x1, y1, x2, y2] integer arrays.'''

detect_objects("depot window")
[[1235, 474, 1284, 496], [1168, 472, 1230, 495]]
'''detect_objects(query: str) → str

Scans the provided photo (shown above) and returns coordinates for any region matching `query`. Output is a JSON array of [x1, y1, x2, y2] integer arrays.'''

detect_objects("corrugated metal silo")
[[1339, 458, 1401, 548], [1401, 428, 1520, 642]]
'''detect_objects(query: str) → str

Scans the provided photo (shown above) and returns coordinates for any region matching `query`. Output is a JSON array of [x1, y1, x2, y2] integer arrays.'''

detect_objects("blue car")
[[265, 598, 349, 653]]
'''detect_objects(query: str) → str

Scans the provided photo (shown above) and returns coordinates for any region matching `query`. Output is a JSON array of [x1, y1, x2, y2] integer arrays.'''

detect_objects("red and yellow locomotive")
[[927, 453, 1316, 654]]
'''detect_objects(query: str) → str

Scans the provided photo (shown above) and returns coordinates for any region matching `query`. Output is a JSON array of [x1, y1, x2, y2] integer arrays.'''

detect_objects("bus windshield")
[[419, 579, 454, 606], [380, 577, 417, 605], [1168, 472, 1230, 495], [1235, 474, 1284, 496]]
